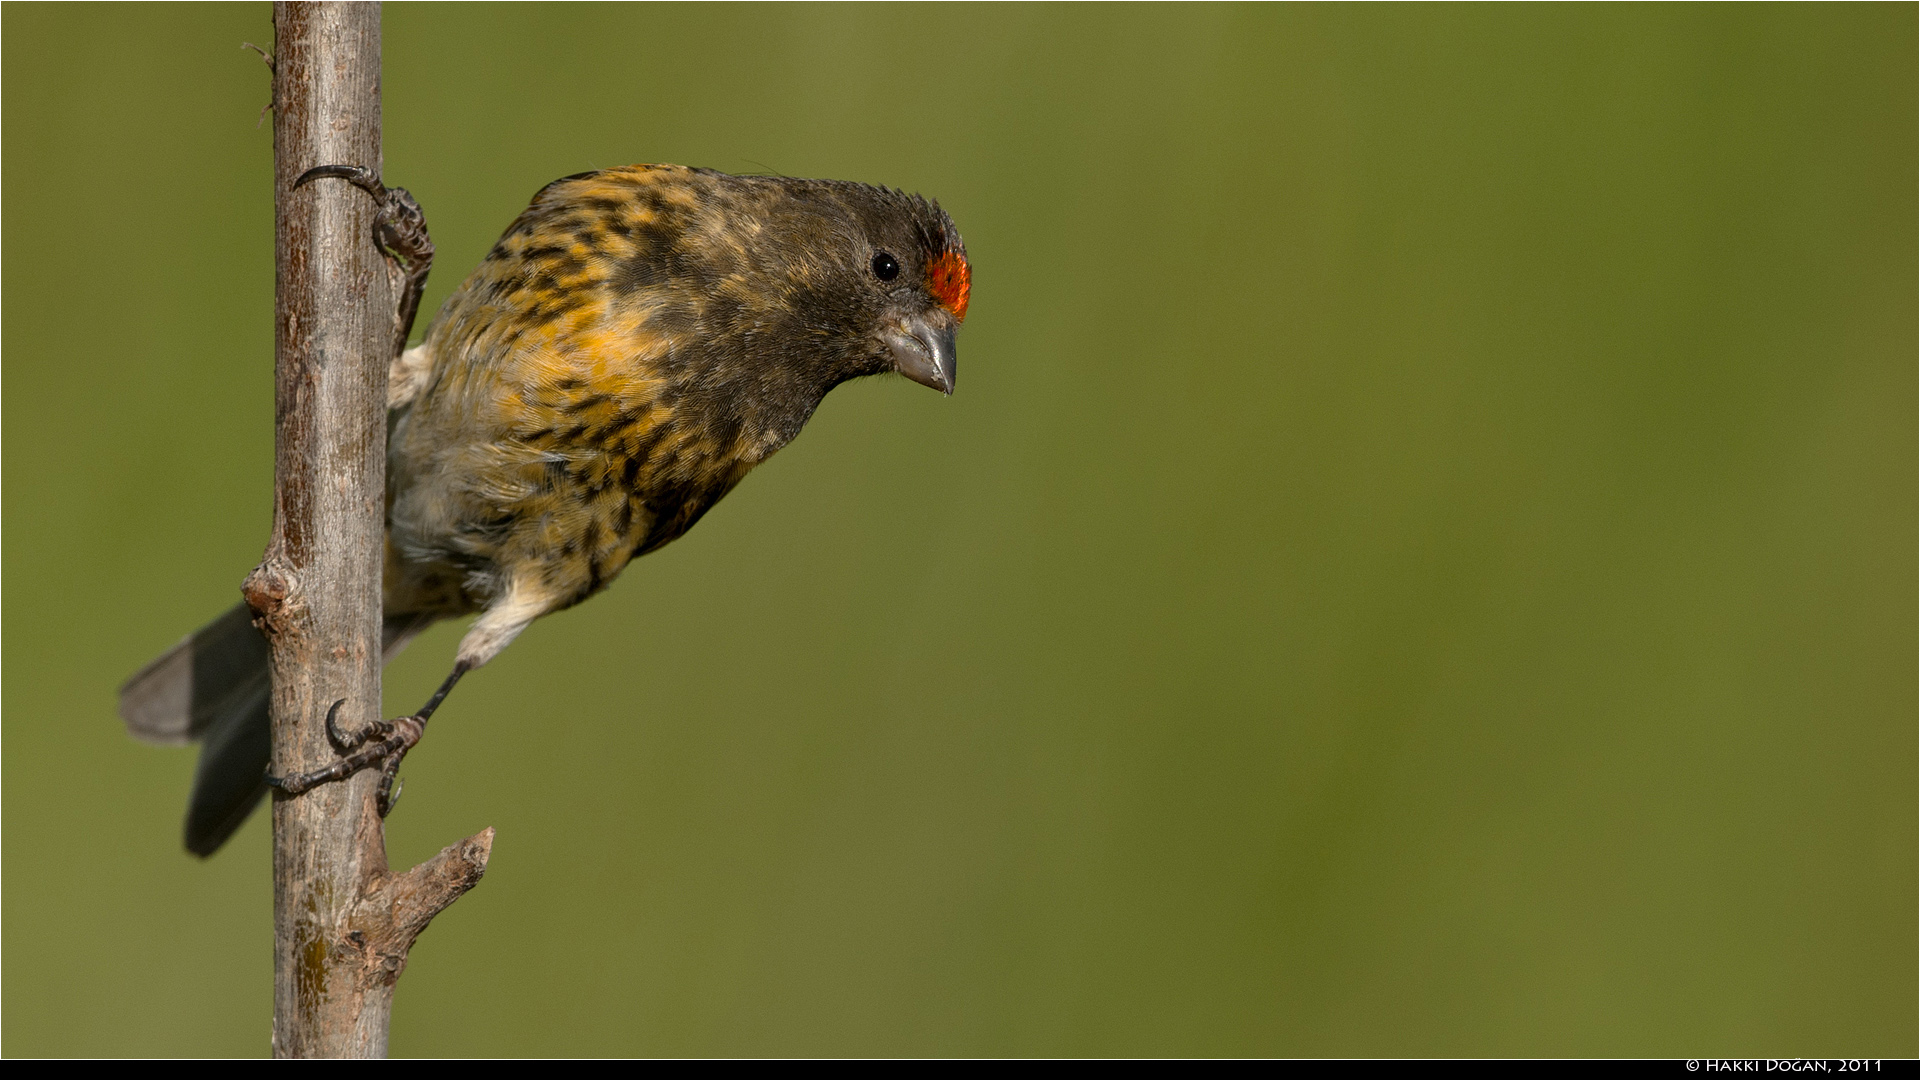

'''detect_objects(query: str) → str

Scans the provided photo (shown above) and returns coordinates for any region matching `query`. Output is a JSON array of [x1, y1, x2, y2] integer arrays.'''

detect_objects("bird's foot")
[[292, 165, 431, 267], [267, 697, 425, 803], [293, 164, 436, 357]]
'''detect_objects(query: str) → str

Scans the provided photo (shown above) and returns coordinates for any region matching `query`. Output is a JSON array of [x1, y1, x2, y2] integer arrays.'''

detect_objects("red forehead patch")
[[927, 250, 971, 322]]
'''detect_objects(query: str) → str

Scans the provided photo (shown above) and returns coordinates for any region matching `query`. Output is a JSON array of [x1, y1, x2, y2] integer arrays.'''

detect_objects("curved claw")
[[380, 776, 404, 818], [294, 163, 386, 199], [323, 697, 353, 752]]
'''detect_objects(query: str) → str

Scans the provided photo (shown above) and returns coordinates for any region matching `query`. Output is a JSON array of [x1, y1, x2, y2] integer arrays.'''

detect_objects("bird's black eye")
[[871, 252, 900, 281]]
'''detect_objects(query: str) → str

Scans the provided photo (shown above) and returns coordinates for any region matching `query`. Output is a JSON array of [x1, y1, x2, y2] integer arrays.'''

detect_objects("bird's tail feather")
[[119, 604, 437, 856]]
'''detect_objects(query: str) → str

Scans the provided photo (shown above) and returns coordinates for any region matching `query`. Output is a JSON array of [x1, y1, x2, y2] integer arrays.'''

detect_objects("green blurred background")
[[3, 2, 1913, 1058]]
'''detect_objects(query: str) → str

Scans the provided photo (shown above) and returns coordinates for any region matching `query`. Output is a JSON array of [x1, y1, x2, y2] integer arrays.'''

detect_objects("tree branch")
[[248, 2, 488, 1058]]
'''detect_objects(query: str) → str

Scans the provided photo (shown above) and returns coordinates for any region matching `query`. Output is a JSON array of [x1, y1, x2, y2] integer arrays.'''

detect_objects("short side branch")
[[386, 828, 496, 953], [349, 828, 495, 990]]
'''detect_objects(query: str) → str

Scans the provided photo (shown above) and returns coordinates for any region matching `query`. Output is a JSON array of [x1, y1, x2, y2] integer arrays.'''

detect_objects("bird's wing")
[[121, 605, 439, 746], [119, 603, 270, 746]]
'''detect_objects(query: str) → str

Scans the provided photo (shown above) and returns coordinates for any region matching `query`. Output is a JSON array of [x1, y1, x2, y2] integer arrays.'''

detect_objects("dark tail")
[[119, 604, 433, 856]]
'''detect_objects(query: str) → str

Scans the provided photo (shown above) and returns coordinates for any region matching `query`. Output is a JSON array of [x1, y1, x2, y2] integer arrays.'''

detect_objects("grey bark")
[[243, 2, 490, 1058]]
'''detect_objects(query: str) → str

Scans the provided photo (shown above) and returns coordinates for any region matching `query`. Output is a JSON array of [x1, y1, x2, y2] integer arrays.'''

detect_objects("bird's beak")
[[886, 310, 958, 395]]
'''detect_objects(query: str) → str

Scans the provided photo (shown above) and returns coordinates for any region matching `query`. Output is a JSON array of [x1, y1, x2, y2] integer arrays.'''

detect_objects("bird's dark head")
[[659, 170, 969, 403], [628, 167, 971, 451], [804, 180, 970, 396]]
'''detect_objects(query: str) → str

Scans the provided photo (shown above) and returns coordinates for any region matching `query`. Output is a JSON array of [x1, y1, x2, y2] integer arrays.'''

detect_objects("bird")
[[118, 163, 970, 855]]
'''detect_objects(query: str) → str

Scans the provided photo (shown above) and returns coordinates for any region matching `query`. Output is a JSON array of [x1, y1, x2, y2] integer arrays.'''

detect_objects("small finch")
[[120, 164, 971, 854]]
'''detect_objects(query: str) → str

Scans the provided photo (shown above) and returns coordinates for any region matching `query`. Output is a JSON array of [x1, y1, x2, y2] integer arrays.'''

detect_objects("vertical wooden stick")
[[244, 2, 490, 1058]]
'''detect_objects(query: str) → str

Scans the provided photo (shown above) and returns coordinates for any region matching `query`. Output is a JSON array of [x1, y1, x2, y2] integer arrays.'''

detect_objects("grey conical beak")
[[887, 311, 958, 395]]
